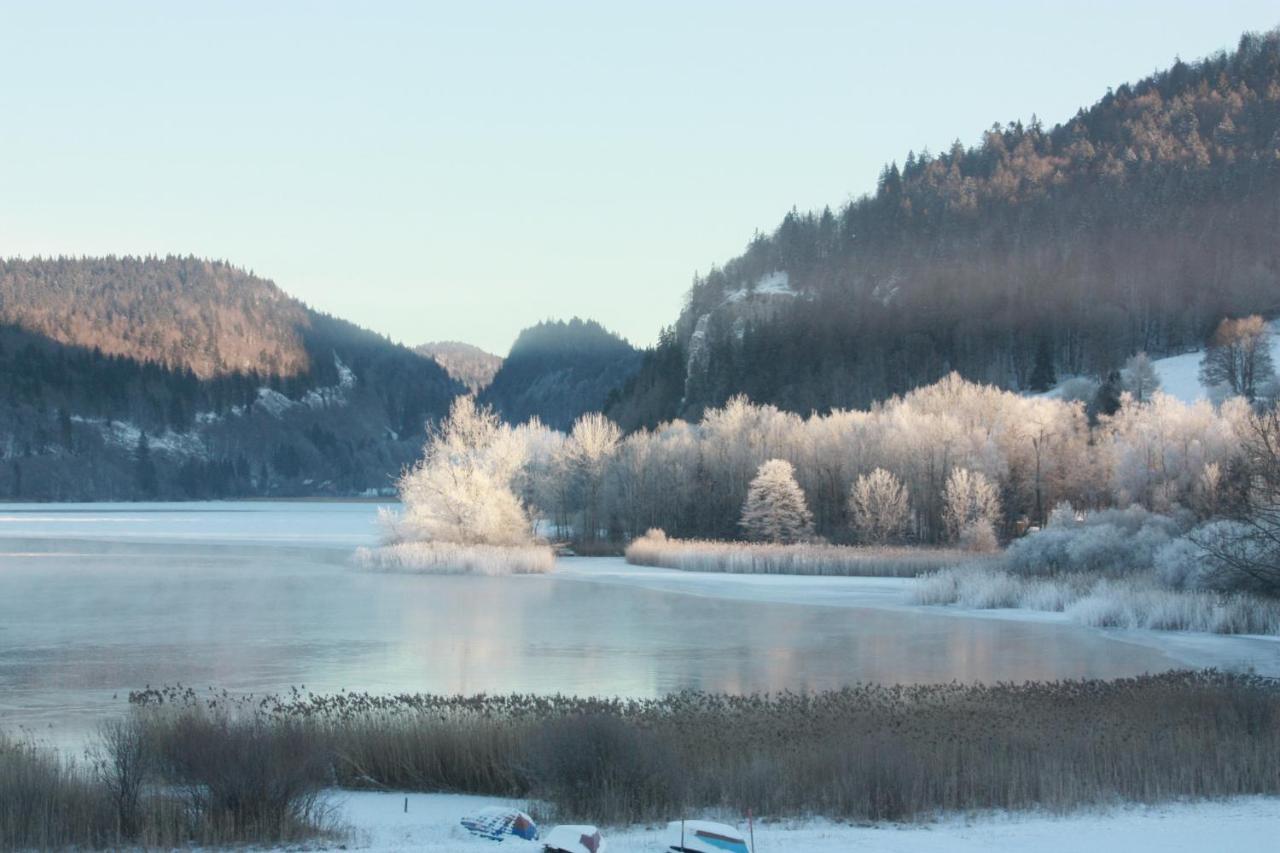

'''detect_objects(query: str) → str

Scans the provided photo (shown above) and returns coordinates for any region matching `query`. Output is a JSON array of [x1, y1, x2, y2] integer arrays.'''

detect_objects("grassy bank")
[[625, 530, 969, 577]]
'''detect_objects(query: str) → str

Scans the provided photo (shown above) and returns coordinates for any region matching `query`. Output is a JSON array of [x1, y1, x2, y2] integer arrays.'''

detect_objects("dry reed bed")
[[353, 541, 555, 574], [915, 565, 1280, 635], [625, 532, 970, 577], [124, 673, 1280, 827]]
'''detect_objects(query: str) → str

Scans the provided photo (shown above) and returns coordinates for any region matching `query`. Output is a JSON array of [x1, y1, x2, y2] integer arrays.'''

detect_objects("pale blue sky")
[[1, 2, 1277, 354]]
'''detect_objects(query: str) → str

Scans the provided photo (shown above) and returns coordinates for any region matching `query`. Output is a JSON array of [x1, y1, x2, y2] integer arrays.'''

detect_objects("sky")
[[1, 2, 1277, 355]]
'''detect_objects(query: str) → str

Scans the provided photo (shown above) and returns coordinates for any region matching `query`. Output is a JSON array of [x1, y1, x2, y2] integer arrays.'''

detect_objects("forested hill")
[[415, 340, 504, 392], [608, 29, 1280, 431], [480, 318, 642, 431], [0, 256, 313, 378], [0, 256, 463, 500]]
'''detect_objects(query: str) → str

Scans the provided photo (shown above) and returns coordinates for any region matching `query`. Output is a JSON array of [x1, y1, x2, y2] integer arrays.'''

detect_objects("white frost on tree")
[[849, 467, 910, 544], [739, 458, 814, 544], [942, 467, 1001, 544], [1120, 352, 1161, 403], [563, 412, 622, 543], [389, 396, 533, 546]]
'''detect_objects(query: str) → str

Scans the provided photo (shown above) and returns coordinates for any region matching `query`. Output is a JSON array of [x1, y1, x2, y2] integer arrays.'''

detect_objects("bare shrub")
[[1002, 505, 1183, 576], [959, 519, 999, 553], [149, 708, 332, 844], [354, 541, 555, 574], [625, 530, 970, 577], [92, 715, 152, 840]]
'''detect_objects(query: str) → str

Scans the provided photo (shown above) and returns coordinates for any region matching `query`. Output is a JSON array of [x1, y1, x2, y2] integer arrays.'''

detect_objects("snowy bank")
[[556, 558, 1280, 676], [914, 565, 1280, 635], [328, 790, 1280, 853]]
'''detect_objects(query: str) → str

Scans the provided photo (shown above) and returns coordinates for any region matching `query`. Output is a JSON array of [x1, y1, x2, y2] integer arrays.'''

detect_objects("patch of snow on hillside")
[[1152, 349, 1211, 403], [721, 270, 795, 304], [872, 272, 902, 306], [685, 313, 712, 373], [302, 355, 356, 409], [223, 354, 358, 420], [71, 417, 206, 457], [254, 387, 297, 418]]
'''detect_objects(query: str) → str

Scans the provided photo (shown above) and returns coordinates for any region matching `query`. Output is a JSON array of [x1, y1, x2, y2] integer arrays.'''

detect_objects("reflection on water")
[[0, 505, 1179, 746]]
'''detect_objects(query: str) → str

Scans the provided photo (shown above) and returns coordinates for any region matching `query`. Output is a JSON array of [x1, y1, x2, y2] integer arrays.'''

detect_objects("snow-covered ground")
[[1049, 319, 1280, 404], [1150, 348, 1215, 404], [559, 558, 1280, 676], [328, 790, 1280, 852]]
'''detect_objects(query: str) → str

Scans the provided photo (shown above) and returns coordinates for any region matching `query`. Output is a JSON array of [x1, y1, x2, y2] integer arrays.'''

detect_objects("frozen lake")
[[0, 501, 1233, 746]]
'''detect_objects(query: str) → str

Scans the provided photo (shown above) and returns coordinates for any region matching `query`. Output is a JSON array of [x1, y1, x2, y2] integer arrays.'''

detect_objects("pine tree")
[[1088, 371, 1123, 425], [739, 458, 814, 544], [1028, 336, 1057, 392]]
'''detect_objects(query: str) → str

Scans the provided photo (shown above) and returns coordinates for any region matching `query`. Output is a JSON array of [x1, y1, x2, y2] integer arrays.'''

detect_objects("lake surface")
[[0, 501, 1191, 746]]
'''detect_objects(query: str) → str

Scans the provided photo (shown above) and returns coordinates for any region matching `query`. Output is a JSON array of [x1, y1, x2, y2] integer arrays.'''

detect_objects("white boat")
[[665, 820, 750, 853], [542, 823, 606, 853]]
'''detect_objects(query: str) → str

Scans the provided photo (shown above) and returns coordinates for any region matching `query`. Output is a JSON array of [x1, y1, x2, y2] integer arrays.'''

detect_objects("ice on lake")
[[0, 501, 1203, 746]]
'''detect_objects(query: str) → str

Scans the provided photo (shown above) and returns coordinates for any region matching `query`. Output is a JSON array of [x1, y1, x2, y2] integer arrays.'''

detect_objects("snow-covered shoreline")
[[557, 557, 1280, 676], [329, 789, 1280, 852]]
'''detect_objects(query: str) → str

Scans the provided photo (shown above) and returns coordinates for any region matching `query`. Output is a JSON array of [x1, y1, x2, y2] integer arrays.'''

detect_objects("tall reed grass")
[[914, 565, 1280, 634], [126, 673, 1280, 826], [0, 711, 335, 851], [353, 541, 555, 574], [625, 530, 969, 577]]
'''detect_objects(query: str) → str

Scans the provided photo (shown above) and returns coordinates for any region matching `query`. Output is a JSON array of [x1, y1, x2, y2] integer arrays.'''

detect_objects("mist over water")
[[0, 502, 1179, 747]]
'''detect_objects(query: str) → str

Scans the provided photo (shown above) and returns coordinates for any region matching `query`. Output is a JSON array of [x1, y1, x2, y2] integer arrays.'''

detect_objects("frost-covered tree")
[[1120, 352, 1161, 403], [942, 467, 1001, 543], [564, 412, 622, 543], [1199, 315, 1274, 401], [849, 468, 910, 544], [740, 458, 814, 544], [391, 396, 532, 546], [1104, 393, 1248, 511]]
